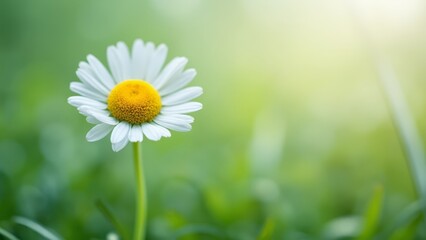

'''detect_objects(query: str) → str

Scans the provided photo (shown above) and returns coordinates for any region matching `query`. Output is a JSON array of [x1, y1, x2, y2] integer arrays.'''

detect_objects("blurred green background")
[[1, 0, 426, 239]]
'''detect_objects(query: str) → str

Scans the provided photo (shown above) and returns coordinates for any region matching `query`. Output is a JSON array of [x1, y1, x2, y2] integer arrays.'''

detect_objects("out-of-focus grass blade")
[[257, 218, 275, 240], [95, 199, 129, 240], [378, 61, 426, 229], [376, 201, 423, 240], [357, 185, 383, 240], [0, 227, 19, 240], [390, 215, 422, 240], [173, 224, 224, 239], [13, 216, 61, 240]]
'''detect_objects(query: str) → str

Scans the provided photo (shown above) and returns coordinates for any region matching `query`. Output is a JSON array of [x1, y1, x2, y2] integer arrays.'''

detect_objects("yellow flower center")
[[107, 79, 161, 124]]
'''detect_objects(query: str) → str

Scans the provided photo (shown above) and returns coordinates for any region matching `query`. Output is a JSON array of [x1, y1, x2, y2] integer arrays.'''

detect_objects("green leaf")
[[357, 185, 384, 240], [95, 199, 129, 240], [257, 218, 275, 240], [13, 216, 61, 240], [0, 227, 19, 240]]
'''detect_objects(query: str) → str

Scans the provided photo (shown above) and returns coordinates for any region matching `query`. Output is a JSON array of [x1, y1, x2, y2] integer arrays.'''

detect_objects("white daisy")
[[68, 39, 203, 152]]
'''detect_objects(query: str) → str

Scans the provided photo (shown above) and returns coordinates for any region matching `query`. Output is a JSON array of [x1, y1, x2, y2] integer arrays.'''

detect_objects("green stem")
[[133, 142, 146, 240]]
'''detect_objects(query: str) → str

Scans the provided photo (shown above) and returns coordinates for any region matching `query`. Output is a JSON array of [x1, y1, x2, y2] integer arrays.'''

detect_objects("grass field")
[[1, 0, 426, 239]]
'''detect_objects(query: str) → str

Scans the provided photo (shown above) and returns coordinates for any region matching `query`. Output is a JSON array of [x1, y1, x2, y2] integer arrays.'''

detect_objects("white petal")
[[78, 106, 118, 125], [111, 122, 131, 143], [87, 54, 115, 89], [86, 116, 102, 124], [158, 114, 194, 123], [154, 115, 192, 132], [86, 124, 114, 142], [131, 39, 145, 79], [145, 44, 168, 82], [90, 113, 118, 125], [141, 123, 159, 141], [68, 96, 107, 109], [129, 125, 143, 142], [112, 137, 129, 152], [176, 114, 194, 122], [142, 123, 170, 141], [77, 61, 105, 90], [162, 87, 203, 106], [161, 102, 203, 114], [78, 105, 108, 117], [159, 69, 197, 96], [70, 82, 106, 102], [107, 46, 123, 83], [155, 120, 191, 132], [116, 42, 131, 79], [152, 123, 171, 137], [152, 57, 188, 89], [76, 69, 110, 95], [78, 61, 93, 73], [140, 42, 155, 81], [78, 105, 108, 115]]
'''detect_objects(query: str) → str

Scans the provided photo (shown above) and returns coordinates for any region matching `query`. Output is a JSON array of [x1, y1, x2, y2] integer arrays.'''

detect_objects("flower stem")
[[132, 142, 146, 240]]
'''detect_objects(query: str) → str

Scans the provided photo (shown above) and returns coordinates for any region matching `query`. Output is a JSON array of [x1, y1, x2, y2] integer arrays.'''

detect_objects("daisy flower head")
[[68, 39, 203, 152]]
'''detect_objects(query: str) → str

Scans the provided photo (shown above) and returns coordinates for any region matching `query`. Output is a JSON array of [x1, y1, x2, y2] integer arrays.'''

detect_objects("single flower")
[[68, 39, 203, 151]]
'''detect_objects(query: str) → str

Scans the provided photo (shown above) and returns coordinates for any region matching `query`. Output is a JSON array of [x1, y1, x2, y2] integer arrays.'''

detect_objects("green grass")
[[1, 0, 425, 239]]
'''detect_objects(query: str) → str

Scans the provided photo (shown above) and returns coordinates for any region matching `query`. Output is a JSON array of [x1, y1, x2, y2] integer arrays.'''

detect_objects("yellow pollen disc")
[[107, 80, 161, 124]]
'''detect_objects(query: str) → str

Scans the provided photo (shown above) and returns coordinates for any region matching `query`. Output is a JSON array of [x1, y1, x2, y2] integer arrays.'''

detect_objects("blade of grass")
[[13, 216, 61, 240], [357, 185, 384, 240], [376, 201, 424, 240], [378, 61, 426, 230], [95, 199, 129, 240], [0, 227, 19, 240], [257, 218, 275, 240], [390, 215, 422, 240]]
